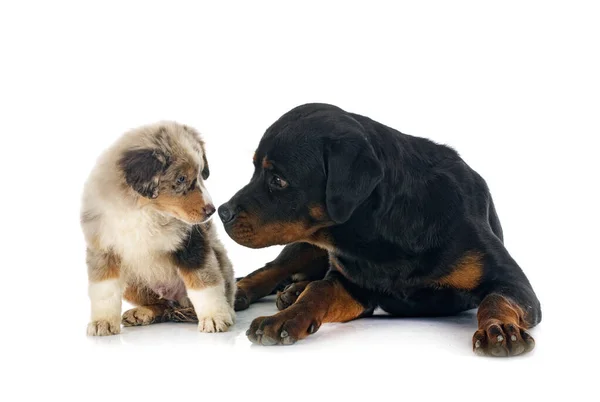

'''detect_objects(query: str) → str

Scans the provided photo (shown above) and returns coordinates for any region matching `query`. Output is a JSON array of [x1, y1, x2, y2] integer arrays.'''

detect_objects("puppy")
[[81, 122, 235, 335], [220, 103, 541, 356]]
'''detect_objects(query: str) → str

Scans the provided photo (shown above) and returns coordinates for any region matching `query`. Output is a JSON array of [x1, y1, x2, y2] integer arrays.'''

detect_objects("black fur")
[[201, 154, 210, 180], [221, 103, 542, 339], [119, 149, 170, 198], [172, 224, 209, 270]]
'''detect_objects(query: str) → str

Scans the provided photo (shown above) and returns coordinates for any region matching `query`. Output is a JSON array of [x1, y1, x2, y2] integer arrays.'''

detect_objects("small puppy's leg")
[[86, 249, 123, 336], [178, 250, 235, 333], [122, 285, 172, 326]]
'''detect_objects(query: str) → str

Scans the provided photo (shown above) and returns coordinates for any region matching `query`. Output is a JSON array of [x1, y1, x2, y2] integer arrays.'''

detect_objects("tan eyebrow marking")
[[262, 156, 272, 169]]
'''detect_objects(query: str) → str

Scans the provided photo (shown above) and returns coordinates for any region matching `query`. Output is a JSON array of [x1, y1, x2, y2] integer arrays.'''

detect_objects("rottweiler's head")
[[218, 103, 383, 248]]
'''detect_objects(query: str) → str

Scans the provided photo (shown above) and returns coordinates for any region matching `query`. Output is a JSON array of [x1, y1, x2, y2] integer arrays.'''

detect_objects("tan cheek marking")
[[434, 251, 483, 290], [153, 191, 205, 221]]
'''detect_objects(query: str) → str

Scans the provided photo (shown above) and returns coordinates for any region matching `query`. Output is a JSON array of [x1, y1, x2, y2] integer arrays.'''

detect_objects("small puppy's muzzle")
[[204, 204, 216, 218]]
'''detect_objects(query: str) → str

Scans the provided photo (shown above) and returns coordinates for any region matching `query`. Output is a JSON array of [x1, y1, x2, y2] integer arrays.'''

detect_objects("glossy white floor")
[[5, 286, 571, 402]]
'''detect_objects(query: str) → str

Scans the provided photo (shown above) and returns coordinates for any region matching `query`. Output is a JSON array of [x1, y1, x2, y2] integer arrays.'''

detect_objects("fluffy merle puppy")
[[82, 122, 235, 335]]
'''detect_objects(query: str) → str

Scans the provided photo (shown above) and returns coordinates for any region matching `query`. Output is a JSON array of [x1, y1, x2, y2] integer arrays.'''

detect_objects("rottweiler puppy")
[[219, 103, 541, 356]]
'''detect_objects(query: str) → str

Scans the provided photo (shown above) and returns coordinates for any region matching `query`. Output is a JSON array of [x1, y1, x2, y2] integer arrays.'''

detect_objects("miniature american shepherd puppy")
[[81, 122, 235, 335]]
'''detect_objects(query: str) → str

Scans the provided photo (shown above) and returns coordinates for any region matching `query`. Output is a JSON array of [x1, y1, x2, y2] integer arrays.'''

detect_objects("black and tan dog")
[[219, 103, 541, 356]]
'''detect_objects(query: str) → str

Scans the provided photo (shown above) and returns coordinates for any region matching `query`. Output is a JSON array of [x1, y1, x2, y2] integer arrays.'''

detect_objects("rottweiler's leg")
[[247, 271, 375, 345], [235, 243, 328, 311], [121, 284, 173, 326], [472, 233, 542, 357]]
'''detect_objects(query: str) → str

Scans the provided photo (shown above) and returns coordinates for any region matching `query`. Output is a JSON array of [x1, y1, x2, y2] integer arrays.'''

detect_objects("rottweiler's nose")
[[218, 204, 236, 223], [203, 204, 216, 217]]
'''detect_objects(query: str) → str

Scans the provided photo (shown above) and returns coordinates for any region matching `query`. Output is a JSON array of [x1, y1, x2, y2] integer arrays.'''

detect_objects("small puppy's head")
[[118, 123, 215, 224], [218, 103, 383, 248]]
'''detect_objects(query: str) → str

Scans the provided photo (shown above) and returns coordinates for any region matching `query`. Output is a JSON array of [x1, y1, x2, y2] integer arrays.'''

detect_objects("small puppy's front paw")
[[197, 305, 235, 333], [87, 319, 121, 336]]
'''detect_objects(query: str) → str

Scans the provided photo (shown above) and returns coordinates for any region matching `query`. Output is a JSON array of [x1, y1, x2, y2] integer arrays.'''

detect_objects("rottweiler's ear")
[[119, 149, 169, 198], [201, 153, 210, 180], [325, 135, 383, 223]]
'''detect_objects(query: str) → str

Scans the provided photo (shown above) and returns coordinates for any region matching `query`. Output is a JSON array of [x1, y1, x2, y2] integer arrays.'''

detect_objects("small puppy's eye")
[[177, 175, 186, 184], [270, 175, 288, 189]]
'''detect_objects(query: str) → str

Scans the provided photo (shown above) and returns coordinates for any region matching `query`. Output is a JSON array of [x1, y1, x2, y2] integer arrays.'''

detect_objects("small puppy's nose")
[[203, 204, 216, 217], [218, 204, 235, 223]]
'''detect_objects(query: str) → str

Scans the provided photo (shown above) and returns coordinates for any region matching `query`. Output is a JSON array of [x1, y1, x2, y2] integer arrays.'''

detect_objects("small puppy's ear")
[[119, 149, 169, 198], [201, 154, 210, 180], [325, 135, 383, 223]]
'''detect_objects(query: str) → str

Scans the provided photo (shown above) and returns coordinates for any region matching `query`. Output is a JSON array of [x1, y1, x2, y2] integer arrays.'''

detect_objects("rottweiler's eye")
[[177, 175, 186, 184], [270, 175, 288, 189]]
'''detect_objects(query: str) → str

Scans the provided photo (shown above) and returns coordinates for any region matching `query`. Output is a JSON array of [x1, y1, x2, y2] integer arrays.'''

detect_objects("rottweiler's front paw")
[[276, 281, 309, 311], [246, 307, 321, 346], [473, 323, 535, 357], [234, 288, 251, 311]]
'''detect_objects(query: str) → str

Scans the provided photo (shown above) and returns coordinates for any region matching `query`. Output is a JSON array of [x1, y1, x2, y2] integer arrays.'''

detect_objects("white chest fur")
[[97, 203, 188, 286]]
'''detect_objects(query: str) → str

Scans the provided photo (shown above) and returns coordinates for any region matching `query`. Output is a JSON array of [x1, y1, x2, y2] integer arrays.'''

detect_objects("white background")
[[1, 1, 598, 401]]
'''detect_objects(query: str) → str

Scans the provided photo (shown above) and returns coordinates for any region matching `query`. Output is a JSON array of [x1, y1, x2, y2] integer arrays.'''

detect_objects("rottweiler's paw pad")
[[473, 323, 534, 357]]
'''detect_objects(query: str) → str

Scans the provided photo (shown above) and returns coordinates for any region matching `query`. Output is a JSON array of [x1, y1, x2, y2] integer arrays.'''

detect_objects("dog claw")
[[475, 340, 481, 348], [511, 335, 517, 341], [497, 335, 504, 342], [255, 329, 264, 335], [280, 330, 289, 338]]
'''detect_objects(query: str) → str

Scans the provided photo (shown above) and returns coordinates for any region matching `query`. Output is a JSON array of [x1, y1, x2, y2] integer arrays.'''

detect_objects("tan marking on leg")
[[123, 284, 164, 306], [434, 251, 483, 290], [87, 249, 121, 282], [178, 269, 210, 290]]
